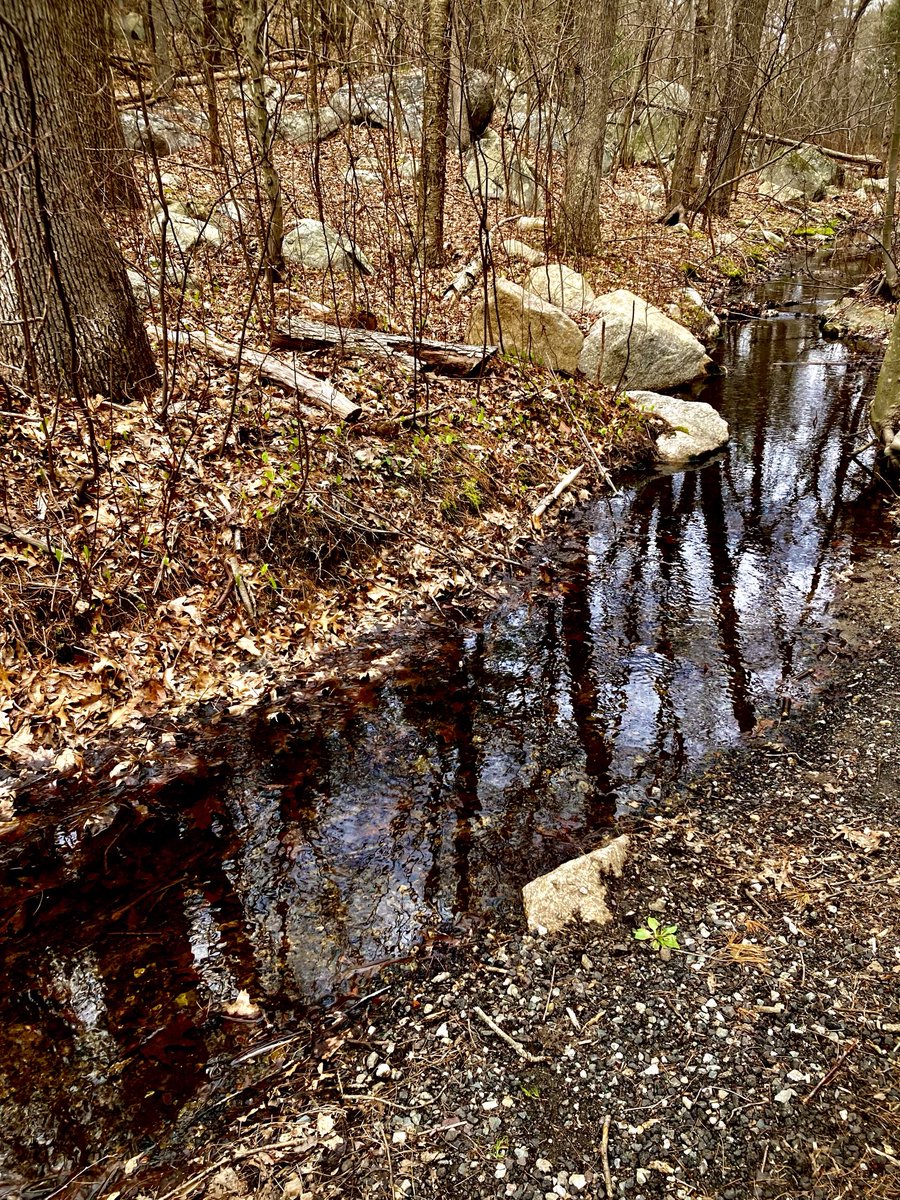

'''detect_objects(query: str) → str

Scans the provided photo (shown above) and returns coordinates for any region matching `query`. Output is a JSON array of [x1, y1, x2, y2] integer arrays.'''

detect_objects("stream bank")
[[1, 250, 897, 1196]]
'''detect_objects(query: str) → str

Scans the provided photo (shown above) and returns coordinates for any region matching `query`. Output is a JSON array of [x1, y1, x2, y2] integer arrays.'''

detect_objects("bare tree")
[[0, 0, 157, 398], [701, 0, 768, 214], [670, 0, 716, 212], [882, 0, 900, 294], [241, 0, 284, 280], [418, 0, 453, 265], [558, 0, 619, 252]]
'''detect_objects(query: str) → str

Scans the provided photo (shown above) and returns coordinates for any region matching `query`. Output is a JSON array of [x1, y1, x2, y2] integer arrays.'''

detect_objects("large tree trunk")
[[558, 0, 619, 253], [64, 0, 139, 208], [417, 0, 453, 266], [701, 0, 769, 215], [0, 0, 157, 398], [670, 0, 715, 211]]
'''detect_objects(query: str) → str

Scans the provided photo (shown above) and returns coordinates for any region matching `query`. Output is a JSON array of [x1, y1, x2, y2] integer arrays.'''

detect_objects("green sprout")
[[634, 916, 680, 952]]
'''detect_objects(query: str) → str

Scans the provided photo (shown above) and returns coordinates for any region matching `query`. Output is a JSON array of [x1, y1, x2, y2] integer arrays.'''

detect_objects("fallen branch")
[[531, 465, 585, 530], [271, 319, 496, 377], [0, 522, 70, 561], [472, 1006, 545, 1063], [148, 324, 361, 422], [746, 129, 881, 170]]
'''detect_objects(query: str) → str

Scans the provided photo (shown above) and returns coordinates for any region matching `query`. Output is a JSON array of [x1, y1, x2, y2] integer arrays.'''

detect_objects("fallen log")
[[271, 318, 496, 377], [148, 324, 361, 422], [746, 130, 881, 171]]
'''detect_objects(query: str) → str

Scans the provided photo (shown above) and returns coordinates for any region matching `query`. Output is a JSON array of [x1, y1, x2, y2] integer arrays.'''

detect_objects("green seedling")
[[634, 915, 680, 951]]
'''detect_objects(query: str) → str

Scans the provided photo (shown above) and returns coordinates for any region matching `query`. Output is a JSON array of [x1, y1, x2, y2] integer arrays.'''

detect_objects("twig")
[[0, 522, 70, 560], [472, 1005, 545, 1063], [802, 1039, 858, 1105], [600, 1114, 614, 1198], [154, 1138, 317, 1200], [531, 465, 585, 530], [542, 965, 557, 1022]]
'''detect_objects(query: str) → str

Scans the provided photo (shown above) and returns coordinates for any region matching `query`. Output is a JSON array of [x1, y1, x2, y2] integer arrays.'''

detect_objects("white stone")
[[283, 219, 373, 274], [628, 391, 729, 465], [468, 278, 583, 375], [525, 264, 595, 315], [522, 836, 629, 935]]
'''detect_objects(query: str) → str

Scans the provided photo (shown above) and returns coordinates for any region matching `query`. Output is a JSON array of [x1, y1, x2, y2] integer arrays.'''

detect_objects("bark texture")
[[0, 0, 157, 397], [670, 0, 715, 211], [558, 0, 619, 253], [242, 0, 284, 278], [701, 0, 768, 215], [417, 0, 453, 265]]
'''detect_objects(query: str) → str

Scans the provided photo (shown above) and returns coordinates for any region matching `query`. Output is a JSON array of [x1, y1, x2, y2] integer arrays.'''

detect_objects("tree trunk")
[[242, 0, 284, 280], [65, 0, 139, 208], [201, 0, 224, 166], [147, 0, 175, 97], [670, 0, 715, 211], [0, 0, 158, 398], [882, 8, 900, 294], [417, 0, 453, 266], [701, 0, 768, 215], [558, 0, 619, 252]]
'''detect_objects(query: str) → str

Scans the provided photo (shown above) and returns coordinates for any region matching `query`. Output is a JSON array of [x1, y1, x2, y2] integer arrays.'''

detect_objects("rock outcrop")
[[522, 836, 630, 935], [278, 105, 344, 144], [464, 130, 539, 212], [629, 391, 729, 464], [468, 279, 583, 375], [758, 144, 836, 203], [667, 287, 721, 345], [283, 219, 373, 274], [579, 289, 712, 390]]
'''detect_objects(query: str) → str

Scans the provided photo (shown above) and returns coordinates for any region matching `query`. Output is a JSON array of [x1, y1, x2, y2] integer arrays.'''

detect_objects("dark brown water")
[[2, 255, 889, 1189]]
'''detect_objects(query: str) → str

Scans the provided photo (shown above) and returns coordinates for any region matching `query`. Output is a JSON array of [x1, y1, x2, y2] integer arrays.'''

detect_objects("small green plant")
[[491, 1136, 509, 1159], [520, 1081, 541, 1099], [634, 916, 680, 952]]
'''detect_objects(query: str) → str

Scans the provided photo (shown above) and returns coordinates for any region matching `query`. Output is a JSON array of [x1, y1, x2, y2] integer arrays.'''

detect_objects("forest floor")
[[0, 87, 892, 792], [114, 500, 900, 1200]]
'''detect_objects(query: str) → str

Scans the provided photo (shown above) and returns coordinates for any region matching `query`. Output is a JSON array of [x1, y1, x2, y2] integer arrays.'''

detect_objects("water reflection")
[[1, 273, 884, 1185]]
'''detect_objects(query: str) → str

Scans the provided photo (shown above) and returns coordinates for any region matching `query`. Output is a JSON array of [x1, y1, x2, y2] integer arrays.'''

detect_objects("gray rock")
[[464, 130, 539, 212], [758, 144, 836, 203], [460, 69, 495, 142], [522, 836, 630, 934], [579, 289, 712, 390], [278, 105, 344, 144], [525, 264, 595, 315], [468, 279, 583, 375], [328, 70, 423, 138], [666, 287, 721, 345], [151, 206, 222, 253], [227, 75, 283, 115], [117, 11, 144, 41], [120, 109, 200, 157], [283, 218, 373, 274], [628, 391, 729, 464], [344, 166, 382, 189]]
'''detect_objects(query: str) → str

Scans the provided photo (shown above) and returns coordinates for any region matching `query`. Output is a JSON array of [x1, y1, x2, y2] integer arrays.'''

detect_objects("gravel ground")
[[128, 544, 900, 1200]]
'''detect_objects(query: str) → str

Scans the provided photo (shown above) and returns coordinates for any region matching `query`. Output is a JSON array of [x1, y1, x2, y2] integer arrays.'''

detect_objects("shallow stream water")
[[1, 254, 889, 1188]]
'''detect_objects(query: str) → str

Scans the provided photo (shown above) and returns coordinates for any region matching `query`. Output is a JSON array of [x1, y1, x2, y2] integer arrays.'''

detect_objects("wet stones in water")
[[628, 391, 730, 465]]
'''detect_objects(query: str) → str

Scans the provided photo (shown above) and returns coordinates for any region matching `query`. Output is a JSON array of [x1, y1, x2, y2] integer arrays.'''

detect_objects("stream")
[[1, 254, 889, 1189]]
